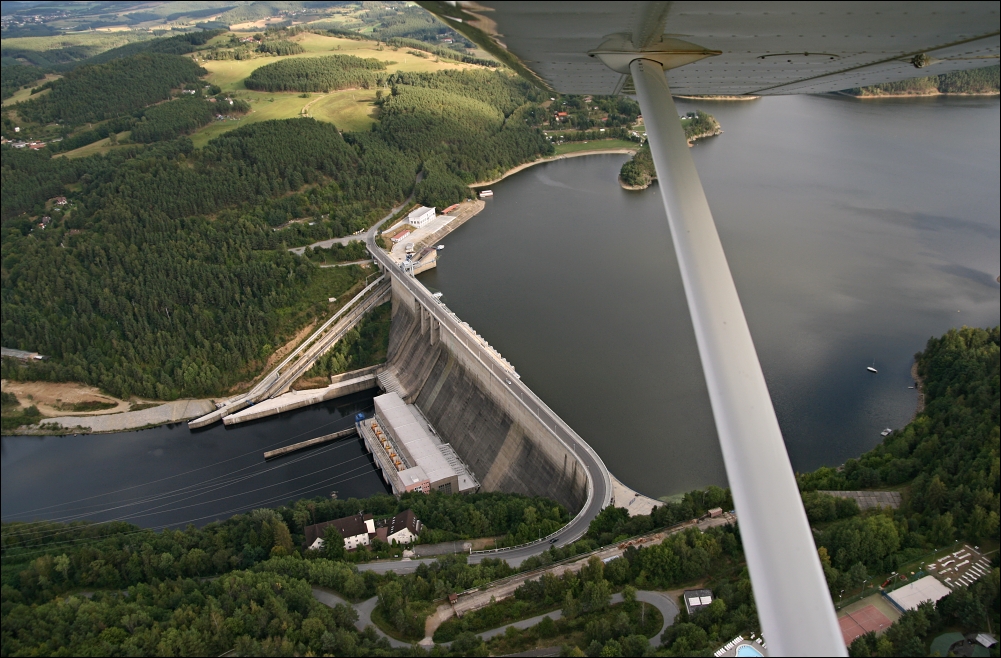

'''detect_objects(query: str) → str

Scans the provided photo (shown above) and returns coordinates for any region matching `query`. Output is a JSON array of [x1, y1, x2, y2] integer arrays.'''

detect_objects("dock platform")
[[263, 427, 358, 460]]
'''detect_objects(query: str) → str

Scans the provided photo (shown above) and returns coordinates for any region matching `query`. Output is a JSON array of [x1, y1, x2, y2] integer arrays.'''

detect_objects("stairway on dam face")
[[379, 287, 589, 515]]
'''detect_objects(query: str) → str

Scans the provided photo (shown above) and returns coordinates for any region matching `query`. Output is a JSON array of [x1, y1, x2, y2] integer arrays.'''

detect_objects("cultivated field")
[[191, 32, 488, 144]]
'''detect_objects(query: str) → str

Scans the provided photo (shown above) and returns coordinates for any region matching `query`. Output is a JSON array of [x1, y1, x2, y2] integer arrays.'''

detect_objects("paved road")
[[313, 585, 678, 648], [473, 590, 677, 645], [311, 588, 411, 648]]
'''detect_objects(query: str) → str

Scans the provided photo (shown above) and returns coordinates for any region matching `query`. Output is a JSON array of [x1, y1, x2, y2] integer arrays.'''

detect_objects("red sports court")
[[839, 605, 892, 646]]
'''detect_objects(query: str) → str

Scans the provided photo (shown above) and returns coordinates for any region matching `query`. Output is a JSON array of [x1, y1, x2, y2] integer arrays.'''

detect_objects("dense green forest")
[[257, 38, 305, 56], [847, 65, 999, 96], [130, 96, 215, 143], [306, 301, 392, 379], [376, 70, 553, 205], [244, 54, 387, 92], [15, 54, 206, 125], [0, 121, 413, 399]]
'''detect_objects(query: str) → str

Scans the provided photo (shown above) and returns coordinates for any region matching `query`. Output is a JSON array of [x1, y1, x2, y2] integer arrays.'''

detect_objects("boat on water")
[[478, 189, 493, 198], [881, 428, 893, 437], [867, 359, 878, 373], [437, 244, 444, 250]]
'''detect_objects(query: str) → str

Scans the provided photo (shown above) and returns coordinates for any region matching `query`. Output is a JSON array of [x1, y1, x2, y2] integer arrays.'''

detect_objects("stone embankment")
[[40, 399, 216, 433]]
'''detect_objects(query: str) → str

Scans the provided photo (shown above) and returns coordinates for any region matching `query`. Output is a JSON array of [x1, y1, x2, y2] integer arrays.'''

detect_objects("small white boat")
[[437, 244, 444, 250], [881, 428, 893, 437], [867, 359, 878, 373], [478, 189, 493, 198]]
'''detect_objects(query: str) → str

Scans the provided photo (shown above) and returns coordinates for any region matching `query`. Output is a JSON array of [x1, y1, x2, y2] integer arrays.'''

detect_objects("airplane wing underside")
[[420, 1, 999, 96]]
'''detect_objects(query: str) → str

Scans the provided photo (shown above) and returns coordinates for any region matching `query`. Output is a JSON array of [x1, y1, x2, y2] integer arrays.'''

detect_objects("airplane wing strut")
[[631, 57, 845, 657]]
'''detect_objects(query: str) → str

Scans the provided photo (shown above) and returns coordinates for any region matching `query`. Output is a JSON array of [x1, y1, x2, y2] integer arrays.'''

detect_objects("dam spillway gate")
[[375, 274, 610, 516]]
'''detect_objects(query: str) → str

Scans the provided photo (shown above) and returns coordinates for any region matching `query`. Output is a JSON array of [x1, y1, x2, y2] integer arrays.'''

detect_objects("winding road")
[[310, 585, 678, 649]]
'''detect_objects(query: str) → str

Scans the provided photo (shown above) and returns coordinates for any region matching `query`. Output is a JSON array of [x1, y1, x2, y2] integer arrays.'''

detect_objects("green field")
[[188, 90, 380, 147], [58, 131, 131, 159], [553, 139, 637, 155], [190, 32, 485, 144], [199, 33, 479, 92], [0, 30, 151, 53], [1, 75, 58, 108]]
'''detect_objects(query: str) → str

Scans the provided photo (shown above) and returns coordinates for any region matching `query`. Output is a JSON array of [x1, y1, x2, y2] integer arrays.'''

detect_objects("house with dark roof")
[[304, 510, 423, 551], [376, 509, 422, 545], [305, 513, 375, 552]]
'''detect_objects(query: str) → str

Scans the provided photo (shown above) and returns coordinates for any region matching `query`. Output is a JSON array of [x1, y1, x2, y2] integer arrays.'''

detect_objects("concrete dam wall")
[[381, 276, 591, 514]]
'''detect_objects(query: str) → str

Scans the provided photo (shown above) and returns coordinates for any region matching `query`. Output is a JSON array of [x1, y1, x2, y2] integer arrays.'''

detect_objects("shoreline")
[[910, 361, 926, 421], [10, 398, 217, 435], [470, 147, 637, 188], [837, 90, 1000, 99], [674, 95, 759, 101], [618, 176, 651, 191]]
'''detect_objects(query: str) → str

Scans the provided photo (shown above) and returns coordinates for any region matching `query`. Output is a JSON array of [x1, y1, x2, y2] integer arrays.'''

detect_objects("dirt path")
[[301, 93, 327, 117]]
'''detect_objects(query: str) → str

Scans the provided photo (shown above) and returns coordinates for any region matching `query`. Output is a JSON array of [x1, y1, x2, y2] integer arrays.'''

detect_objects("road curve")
[[362, 206, 612, 567]]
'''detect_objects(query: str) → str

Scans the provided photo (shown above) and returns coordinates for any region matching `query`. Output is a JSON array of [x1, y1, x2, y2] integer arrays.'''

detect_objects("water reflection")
[[420, 94, 1000, 498]]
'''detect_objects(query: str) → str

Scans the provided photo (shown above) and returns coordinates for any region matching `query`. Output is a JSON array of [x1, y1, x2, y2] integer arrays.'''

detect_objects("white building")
[[407, 206, 436, 228]]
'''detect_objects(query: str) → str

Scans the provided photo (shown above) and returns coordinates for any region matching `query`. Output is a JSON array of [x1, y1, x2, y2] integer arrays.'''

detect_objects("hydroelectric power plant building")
[[359, 392, 479, 496]]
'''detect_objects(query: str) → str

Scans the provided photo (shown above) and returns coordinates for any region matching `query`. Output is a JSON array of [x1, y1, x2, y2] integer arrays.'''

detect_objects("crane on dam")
[[407, 3, 999, 655]]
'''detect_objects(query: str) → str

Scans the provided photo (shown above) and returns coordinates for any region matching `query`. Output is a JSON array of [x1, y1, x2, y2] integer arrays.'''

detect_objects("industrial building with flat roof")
[[359, 392, 479, 496], [407, 205, 436, 228]]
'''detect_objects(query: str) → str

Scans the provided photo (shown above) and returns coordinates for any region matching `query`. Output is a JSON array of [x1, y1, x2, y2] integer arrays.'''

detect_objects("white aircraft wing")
[[421, 2, 998, 95], [418, 3, 998, 656]]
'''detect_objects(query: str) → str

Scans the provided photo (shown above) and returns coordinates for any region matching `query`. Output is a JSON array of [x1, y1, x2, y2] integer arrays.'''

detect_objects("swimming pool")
[[736, 645, 765, 657]]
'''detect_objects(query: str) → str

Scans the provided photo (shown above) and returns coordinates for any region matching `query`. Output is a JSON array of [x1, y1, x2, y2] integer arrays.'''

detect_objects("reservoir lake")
[[3, 93, 998, 524]]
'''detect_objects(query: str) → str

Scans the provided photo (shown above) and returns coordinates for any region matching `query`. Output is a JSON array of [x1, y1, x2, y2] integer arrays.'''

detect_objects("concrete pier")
[[223, 370, 380, 425], [263, 427, 357, 460]]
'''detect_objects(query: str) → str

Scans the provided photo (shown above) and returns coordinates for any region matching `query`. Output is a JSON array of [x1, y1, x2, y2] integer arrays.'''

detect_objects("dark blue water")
[[419, 94, 1000, 498], [1, 391, 388, 528]]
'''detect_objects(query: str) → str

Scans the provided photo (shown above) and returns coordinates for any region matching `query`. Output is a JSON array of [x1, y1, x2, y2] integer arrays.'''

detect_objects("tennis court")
[[839, 605, 892, 646]]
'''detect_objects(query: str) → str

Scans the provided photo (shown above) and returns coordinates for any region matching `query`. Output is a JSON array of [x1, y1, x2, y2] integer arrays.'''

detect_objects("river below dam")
[[3, 93, 999, 525]]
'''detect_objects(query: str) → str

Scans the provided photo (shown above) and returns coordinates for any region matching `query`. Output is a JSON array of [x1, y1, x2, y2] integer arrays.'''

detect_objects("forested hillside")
[[0, 490, 565, 656], [130, 96, 215, 143], [244, 54, 387, 92], [0, 120, 413, 399], [377, 70, 552, 205], [1, 64, 556, 400], [16, 54, 206, 125], [846, 65, 999, 96], [79, 29, 224, 66], [0, 64, 48, 100]]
